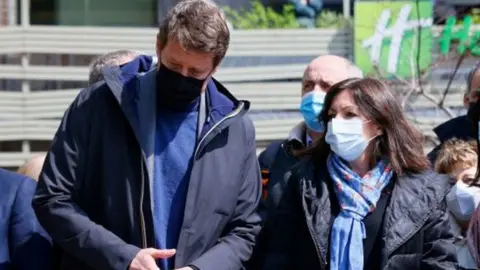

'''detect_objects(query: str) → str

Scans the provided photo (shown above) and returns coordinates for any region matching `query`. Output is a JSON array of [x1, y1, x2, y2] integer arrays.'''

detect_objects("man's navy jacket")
[[32, 56, 262, 270]]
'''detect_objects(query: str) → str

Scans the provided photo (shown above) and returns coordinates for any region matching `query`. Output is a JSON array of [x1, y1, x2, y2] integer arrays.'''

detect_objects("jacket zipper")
[[302, 181, 327, 269], [305, 212, 328, 269], [193, 103, 244, 158], [136, 103, 244, 248], [139, 154, 148, 248]]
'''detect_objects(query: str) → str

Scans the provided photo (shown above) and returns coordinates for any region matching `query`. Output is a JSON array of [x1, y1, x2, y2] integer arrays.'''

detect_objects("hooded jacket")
[[33, 55, 262, 270]]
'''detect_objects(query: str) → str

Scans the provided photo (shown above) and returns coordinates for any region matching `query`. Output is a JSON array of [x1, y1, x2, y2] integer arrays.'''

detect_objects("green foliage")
[[456, 9, 480, 25], [471, 9, 480, 24], [223, 0, 348, 30], [222, 0, 300, 29], [315, 10, 348, 29]]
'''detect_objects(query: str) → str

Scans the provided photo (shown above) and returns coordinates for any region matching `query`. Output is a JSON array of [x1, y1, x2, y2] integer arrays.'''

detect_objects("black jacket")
[[428, 115, 474, 164], [258, 122, 309, 218], [262, 158, 458, 270], [248, 123, 307, 269], [32, 59, 262, 270]]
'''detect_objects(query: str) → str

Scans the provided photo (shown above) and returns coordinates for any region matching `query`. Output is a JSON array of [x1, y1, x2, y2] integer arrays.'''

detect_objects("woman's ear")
[[376, 126, 384, 136]]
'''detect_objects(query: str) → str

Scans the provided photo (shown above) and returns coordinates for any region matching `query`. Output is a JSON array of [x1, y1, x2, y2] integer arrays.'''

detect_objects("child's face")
[[449, 164, 478, 186]]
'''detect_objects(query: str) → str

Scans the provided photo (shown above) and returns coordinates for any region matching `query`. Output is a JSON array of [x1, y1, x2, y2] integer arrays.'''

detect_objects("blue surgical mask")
[[325, 117, 373, 161], [446, 181, 480, 222], [299, 91, 326, 132]]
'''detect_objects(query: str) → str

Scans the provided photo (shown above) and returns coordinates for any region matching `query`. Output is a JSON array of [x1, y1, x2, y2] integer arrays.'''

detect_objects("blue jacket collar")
[[102, 62, 246, 190], [102, 54, 157, 103], [204, 78, 235, 125]]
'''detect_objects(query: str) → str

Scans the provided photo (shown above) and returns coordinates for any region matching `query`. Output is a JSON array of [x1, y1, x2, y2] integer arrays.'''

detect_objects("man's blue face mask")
[[299, 90, 326, 132]]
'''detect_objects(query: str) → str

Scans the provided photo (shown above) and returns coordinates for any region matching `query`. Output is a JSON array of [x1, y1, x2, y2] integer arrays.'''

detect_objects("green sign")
[[354, 1, 433, 78], [440, 15, 480, 56]]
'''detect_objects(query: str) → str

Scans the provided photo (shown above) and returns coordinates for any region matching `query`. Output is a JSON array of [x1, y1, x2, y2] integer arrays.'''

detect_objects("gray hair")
[[157, 0, 230, 67], [88, 50, 139, 85], [467, 63, 480, 93]]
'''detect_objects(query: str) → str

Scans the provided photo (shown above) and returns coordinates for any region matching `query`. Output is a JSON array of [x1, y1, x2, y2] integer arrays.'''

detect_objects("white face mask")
[[446, 181, 480, 222], [325, 117, 374, 161]]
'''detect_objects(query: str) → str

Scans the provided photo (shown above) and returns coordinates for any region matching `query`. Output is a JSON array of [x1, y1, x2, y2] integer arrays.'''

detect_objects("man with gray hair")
[[87, 50, 140, 85], [428, 63, 480, 164], [33, 1, 261, 270]]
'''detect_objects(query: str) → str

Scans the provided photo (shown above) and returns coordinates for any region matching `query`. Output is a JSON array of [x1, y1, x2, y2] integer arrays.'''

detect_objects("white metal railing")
[[0, 26, 351, 56], [0, 26, 351, 167], [0, 25, 478, 167], [0, 82, 468, 120]]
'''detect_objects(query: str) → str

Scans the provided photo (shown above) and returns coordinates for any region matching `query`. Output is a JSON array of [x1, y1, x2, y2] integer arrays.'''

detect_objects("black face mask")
[[156, 64, 206, 111], [468, 99, 480, 123]]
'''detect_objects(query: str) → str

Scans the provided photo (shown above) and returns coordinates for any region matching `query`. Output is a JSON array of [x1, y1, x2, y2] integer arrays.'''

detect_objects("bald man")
[[247, 56, 363, 269], [257, 55, 363, 217]]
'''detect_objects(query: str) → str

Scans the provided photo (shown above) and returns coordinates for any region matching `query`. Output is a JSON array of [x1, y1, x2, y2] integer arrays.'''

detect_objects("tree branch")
[[439, 52, 467, 107]]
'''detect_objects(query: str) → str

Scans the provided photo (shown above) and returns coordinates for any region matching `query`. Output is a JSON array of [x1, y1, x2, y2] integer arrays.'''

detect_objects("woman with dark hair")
[[261, 77, 457, 270]]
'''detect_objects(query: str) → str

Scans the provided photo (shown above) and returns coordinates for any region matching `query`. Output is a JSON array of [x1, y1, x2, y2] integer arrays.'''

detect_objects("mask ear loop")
[[360, 119, 377, 141], [362, 119, 382, 162]]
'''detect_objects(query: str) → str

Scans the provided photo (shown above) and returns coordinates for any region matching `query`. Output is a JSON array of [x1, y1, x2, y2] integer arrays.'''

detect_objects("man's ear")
[[464, 92, 471, 107]]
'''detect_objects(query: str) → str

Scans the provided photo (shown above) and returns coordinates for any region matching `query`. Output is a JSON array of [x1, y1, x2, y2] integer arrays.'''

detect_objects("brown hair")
[[307, 77, 429, 175], [435, 138, 478, 174], [157, 0, 230, 67]]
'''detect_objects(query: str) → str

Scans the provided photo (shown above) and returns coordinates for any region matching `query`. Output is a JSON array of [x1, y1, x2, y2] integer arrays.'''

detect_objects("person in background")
[[248, 55, 364, 270], [15, 51, 141, 182], [467, 206, 480, 268], [467, 207, 480, 269], [33, 1, 261, 270], [464, 84, 480, 269], [17, 154, 46, 181], [88, 50, 140, 85], [0, 168, 51, 270], [434, 138, 479, 270], [288, 0, 322, 28], [428, 63, 480, 163], [258, 55, 363, 218], [262, 78, 457, 270]]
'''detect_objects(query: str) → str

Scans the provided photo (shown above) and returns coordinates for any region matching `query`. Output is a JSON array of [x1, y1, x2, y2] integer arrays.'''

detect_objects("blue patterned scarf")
[[327, 154, 394, 270]]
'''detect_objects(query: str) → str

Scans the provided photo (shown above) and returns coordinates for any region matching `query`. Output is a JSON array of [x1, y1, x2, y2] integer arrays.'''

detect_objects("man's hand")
[[175, 267, 193, 270], [129, 248, 176, 270]]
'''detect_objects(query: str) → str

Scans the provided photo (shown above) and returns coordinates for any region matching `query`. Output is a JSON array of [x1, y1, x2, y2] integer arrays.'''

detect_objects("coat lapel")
[[301, 163, 331, 264]]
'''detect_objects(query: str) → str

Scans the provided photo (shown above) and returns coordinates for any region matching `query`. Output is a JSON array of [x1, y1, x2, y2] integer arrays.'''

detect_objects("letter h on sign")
[[439, 16, 480, 56]]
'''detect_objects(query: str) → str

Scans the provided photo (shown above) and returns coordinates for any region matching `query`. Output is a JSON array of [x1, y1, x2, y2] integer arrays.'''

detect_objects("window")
[[30, 0, 158, 26]]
